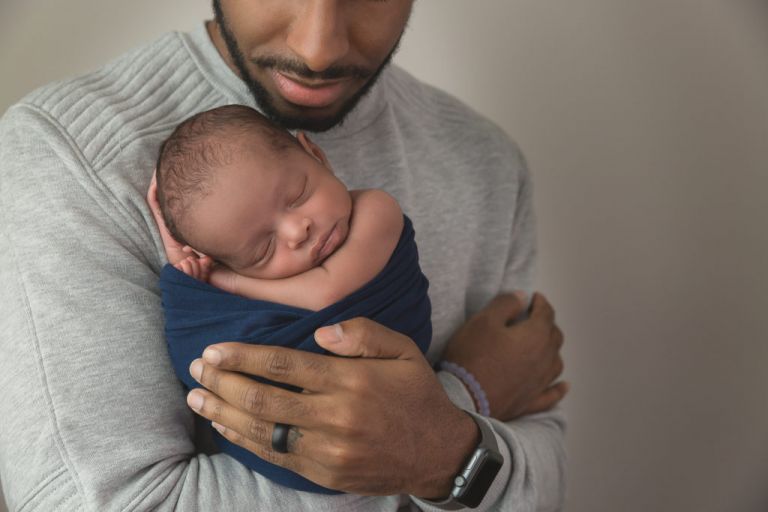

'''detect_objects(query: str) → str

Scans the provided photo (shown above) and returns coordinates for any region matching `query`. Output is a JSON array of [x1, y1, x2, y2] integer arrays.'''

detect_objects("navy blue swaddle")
[[160, 215, 431, 494]]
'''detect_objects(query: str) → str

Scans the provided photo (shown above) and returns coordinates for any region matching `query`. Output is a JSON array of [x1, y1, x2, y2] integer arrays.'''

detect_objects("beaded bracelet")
[[439, 361, 491, 417]]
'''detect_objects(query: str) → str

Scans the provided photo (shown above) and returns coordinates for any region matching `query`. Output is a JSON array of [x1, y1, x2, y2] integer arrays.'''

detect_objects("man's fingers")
[[187, 389, 310, 473], [529, 292, 555, 324], [189, 389, 276, 447], [484, 292, 527, 325], [201, 343, 336, 392], [553, 324, 564, 349], [314, 317, 420, 360], [209, 415, 340, 491], [521, 381, 570, 415], [550, 355, 564, 382], [188, 385, 323, 460], [211, 417, 306, 471], [189, 359, 319, 425]]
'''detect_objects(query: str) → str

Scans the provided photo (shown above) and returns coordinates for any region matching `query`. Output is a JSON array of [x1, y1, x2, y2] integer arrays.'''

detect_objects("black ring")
[[271, 423, 291, 453]]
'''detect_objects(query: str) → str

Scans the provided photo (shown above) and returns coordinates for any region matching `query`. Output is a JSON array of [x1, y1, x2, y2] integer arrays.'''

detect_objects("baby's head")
[[156, 105, 352, 279]]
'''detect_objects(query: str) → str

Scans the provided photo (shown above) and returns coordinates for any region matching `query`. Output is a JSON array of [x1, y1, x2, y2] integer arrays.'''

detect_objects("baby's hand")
[[207, 267, 272, 301], [175, 254, 213, 283], [208, 266, 242, 295]]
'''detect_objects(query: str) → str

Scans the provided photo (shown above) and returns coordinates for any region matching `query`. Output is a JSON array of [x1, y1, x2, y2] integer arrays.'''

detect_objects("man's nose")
[[283, 216, 312, 249], [286, 0, 350, 72]]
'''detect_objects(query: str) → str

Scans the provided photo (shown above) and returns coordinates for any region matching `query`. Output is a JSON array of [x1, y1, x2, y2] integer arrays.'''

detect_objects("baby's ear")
[[182, 245, 209, 259], [296, 131, 332, 170]]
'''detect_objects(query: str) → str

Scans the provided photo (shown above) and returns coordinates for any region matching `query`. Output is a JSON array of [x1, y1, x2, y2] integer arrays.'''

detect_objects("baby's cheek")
[[268, 252, 311, 279]]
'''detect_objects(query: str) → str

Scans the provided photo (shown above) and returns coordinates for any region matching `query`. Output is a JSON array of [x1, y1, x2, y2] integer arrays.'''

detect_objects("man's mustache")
[[254, 56, 372, 80]]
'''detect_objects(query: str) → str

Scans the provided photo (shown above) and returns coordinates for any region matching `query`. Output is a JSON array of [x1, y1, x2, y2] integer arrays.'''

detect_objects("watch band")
[[424, 411, 504, 510]]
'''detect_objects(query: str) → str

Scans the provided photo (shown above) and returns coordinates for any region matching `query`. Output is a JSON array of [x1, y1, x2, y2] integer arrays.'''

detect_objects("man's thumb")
[[314, 317, 418, 360]]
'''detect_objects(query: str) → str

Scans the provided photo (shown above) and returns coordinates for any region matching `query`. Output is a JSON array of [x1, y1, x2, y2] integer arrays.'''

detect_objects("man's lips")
[[271, 71, 350, 108]]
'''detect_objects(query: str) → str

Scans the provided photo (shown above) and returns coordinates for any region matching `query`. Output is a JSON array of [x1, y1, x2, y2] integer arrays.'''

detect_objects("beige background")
[[1, 1, 767, 511]]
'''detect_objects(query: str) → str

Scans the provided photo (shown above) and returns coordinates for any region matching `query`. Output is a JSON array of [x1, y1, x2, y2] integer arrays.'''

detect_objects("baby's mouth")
[[313, 223, 338, 263]]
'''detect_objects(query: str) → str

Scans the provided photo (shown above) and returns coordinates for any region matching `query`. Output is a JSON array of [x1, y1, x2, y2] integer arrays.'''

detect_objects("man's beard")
[[212, 0, 402, 132]]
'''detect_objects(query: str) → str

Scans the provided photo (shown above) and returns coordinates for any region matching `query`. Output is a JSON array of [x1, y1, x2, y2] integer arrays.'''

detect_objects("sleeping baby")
[[147, 104, 431, 493]]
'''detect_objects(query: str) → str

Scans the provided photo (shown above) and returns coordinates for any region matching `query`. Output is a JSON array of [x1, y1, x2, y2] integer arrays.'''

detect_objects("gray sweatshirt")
[[0, 24, 565, 512]]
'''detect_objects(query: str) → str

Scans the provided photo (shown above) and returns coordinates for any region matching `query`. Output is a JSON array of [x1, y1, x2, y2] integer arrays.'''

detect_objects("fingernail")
[[211, 421, 226, 434], [190, 359, 203, 381], [203, 347, 222, 366], [315, 323, 343, 344], [513, 290, 528, 302], [187, 390, 204, 412]]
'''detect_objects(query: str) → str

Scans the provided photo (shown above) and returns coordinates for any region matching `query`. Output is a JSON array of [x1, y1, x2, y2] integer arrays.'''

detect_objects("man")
[[0, 1, 566, 510]]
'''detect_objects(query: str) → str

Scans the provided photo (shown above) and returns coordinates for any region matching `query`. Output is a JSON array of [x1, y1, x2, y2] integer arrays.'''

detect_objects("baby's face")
[[187, 133, 352, 279]]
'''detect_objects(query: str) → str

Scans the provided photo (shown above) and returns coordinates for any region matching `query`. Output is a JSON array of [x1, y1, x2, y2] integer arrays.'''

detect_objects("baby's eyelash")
[[254, 237, 274, 265], [291, 178, 308, 207]]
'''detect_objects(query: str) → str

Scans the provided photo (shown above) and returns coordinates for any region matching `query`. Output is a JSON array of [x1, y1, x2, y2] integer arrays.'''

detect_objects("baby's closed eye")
[[251, 236, 274, 266], [289, 176, 309, 208]]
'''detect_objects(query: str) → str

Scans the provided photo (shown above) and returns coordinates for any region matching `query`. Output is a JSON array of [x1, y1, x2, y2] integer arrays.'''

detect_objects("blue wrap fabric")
[[160, 215, 431, 493]]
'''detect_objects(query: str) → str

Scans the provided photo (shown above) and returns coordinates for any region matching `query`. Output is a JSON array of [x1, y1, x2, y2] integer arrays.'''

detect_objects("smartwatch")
[[427, 412, 504, 510]]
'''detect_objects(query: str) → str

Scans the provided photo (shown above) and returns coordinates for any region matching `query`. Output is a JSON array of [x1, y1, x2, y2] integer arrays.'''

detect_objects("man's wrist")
[[413, 408, 479, 500], [436, 368, 479, 414], [439, 361, 491, 416], [417, 412, 505, 510]]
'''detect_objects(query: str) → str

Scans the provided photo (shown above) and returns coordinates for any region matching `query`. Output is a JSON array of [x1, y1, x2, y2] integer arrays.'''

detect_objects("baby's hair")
[[155, 104, 299, 248]]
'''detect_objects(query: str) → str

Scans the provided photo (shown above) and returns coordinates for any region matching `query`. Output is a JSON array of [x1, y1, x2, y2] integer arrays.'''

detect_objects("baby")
[[153, 104, 403, 310], [149, 104, 431, 494]]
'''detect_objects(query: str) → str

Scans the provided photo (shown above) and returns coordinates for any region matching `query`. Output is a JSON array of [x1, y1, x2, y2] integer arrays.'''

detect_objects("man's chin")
[[275, 106, 336, 127], [263, 102, 352, 132], [248, 68, 379, 132]]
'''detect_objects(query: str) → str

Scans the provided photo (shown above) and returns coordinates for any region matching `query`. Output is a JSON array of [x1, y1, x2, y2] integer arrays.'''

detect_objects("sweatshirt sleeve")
[[414, 143, 567, 512], [0, 104, 400, 512]]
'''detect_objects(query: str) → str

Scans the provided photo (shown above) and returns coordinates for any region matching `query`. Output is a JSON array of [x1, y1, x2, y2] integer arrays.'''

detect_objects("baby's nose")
[[286, 217, 311, 249]]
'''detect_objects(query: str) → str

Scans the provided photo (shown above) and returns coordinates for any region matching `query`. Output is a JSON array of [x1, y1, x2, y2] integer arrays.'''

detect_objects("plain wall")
[[1, 1, 767, 511]]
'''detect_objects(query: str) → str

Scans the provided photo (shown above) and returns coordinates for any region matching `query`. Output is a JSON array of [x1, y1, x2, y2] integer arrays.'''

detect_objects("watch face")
[[454, 448, 504, 508]]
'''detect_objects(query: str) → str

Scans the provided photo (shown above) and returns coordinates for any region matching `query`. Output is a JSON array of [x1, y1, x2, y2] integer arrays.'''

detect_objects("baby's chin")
[[317, 217, 351, 264]]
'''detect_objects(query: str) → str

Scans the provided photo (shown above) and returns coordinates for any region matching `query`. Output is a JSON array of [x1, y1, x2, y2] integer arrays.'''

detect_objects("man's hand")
[[442, 292, 567, 421], [185, 318, 479, 498]]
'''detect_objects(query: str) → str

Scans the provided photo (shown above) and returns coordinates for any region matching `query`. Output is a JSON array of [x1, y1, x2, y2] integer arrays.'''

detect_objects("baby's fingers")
[[175, 257, 199, 279], [199, 257, 214, 282]]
